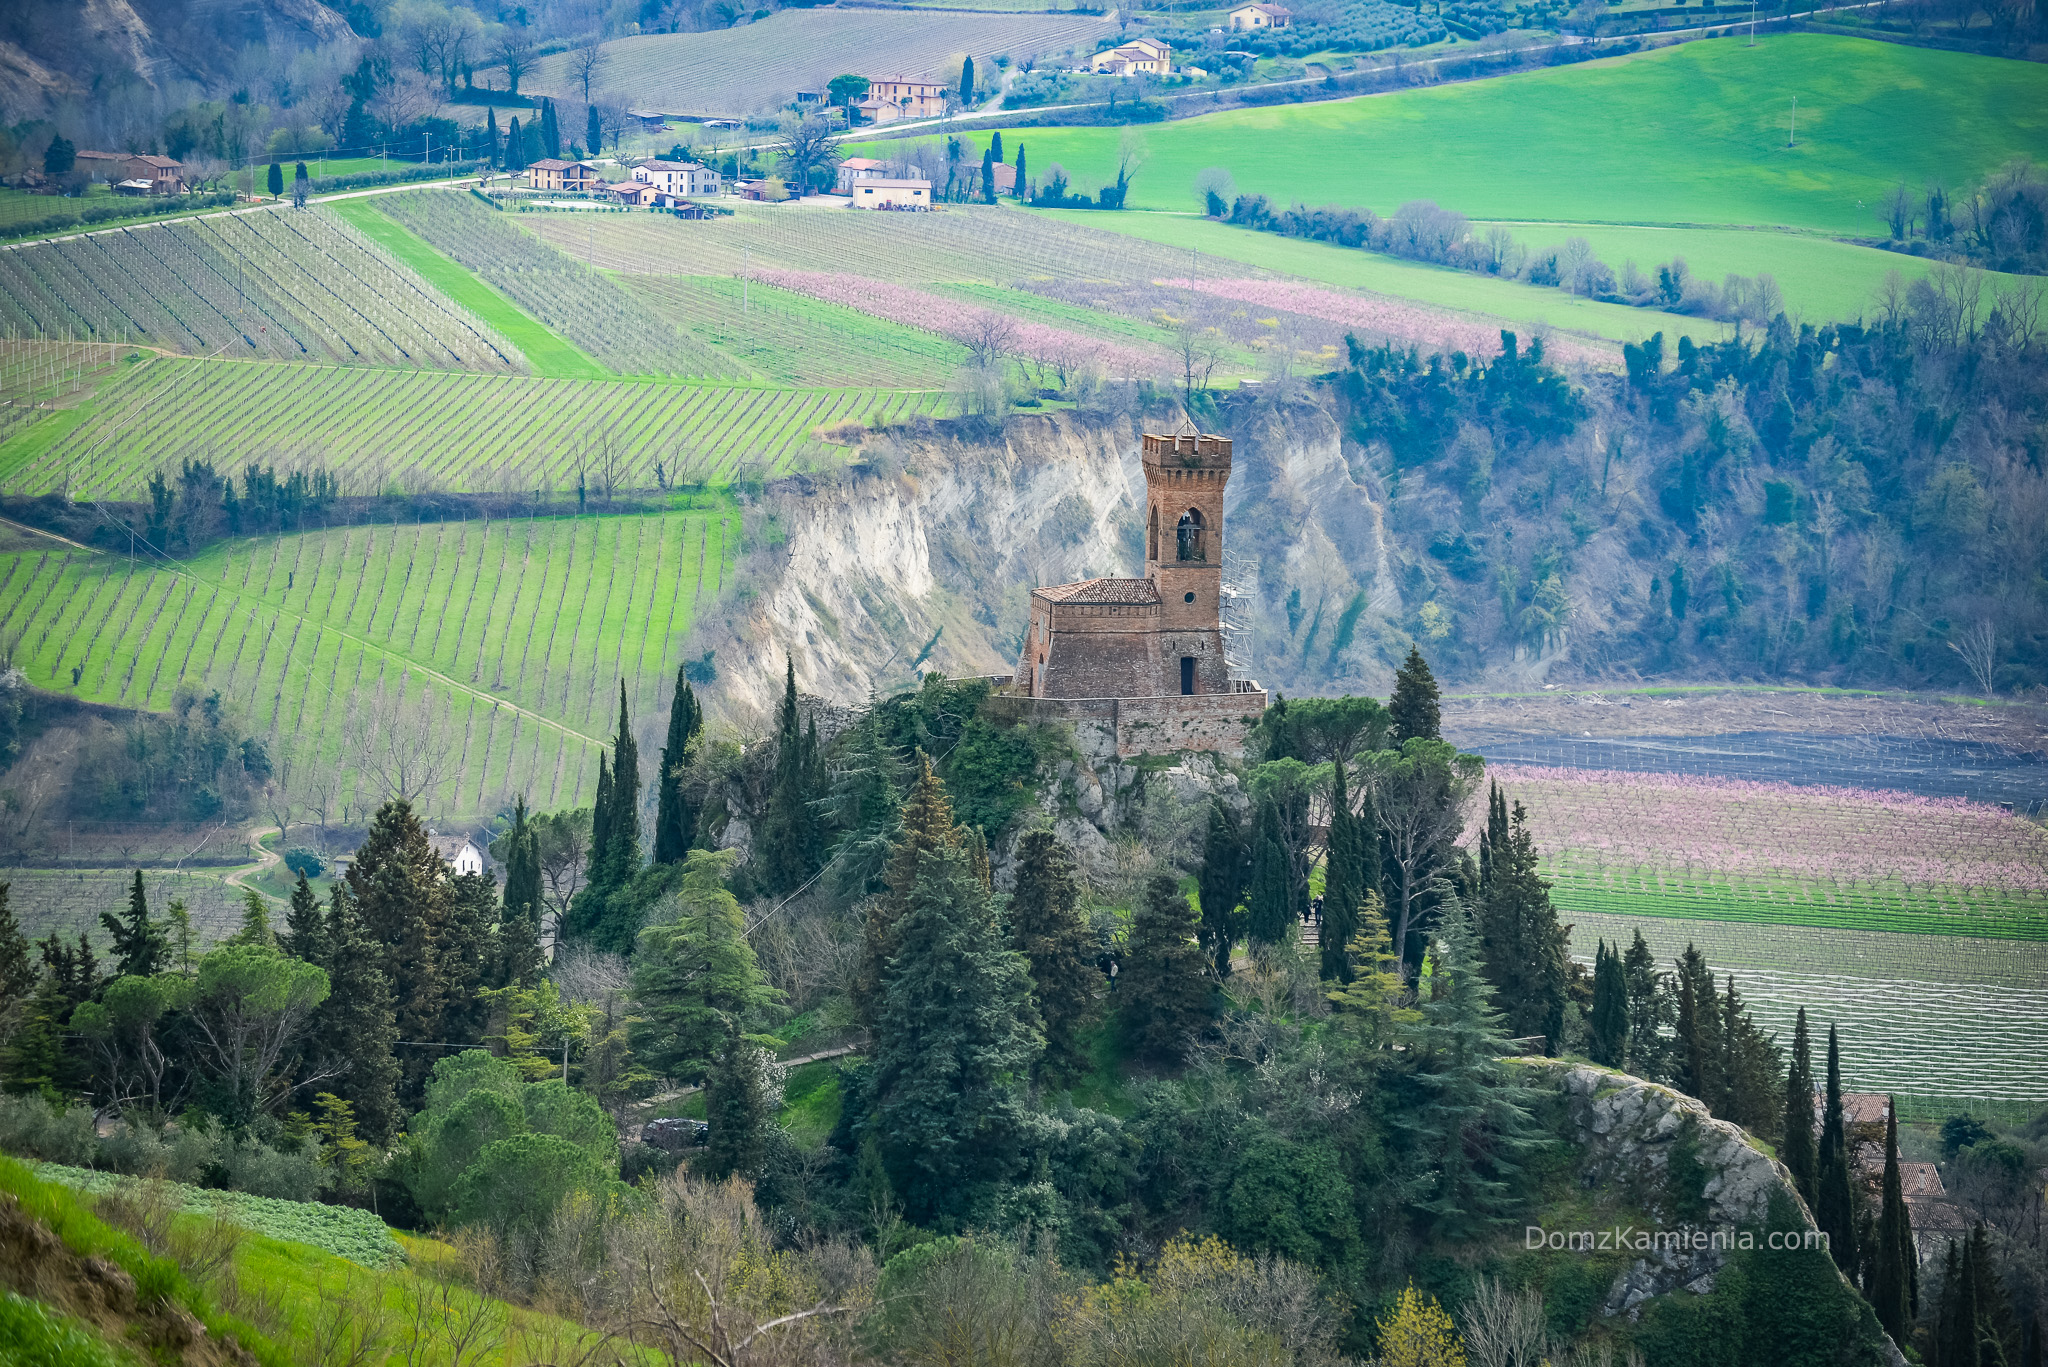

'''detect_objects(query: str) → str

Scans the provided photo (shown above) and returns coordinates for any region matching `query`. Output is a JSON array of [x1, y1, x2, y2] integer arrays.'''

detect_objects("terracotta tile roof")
[[1034, 577, 1159, 605], [1898, 1162, 1946, 1198]]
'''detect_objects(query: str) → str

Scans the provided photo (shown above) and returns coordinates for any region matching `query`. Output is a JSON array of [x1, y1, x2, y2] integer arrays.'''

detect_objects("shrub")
[[0, 1094, 98, 1166], [282, 847, 324, 878], [217, 1136, 324, 1201]]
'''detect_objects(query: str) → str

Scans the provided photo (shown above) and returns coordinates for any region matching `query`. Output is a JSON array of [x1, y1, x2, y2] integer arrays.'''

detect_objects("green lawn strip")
[[1036, 208, 1722, 349], [779, 1059, 848, 1146], [327, 199, 606, 380], [924, 36, 2048, 235], [1471, 220, 2037, 325], [1545, 866, 2048, 941]]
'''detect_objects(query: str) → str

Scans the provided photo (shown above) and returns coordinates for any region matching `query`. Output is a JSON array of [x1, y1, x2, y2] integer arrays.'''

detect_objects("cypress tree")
[[653, 668, 703, 864], [1388, 645, 1442, 743], [959, 54, 975, 103], [586, 102, 602, 158], [267, 160, 283, 197], [524, 118, 543, 166], [1937, 1240, 1966, 1367], [0, 884, 33, 1010], [101, 871, 167, 978], [506, 117, 526, 171], [441, 871, 497, 1046], [1119, 872, 1213, 1062], [991, 131, 1003, 161], [1673, 945, 1722, 1108], [486, 107, 501, 166], [1589, 940, 1627, 1067], [1473, 800, 1570, 1051], [1008, 830, 1097, 1083], [854, 752, 956, 1028], [869, 835, 1041, 1222], [1014, 144, 1026, 197], [1321, 761, 1364, 983], [541, 97, 561, 158], [495, 797, 545, 987], [1782, 1007, 1818, 1207], [282, 871, 327, 964], [604, 680, 640, 879], [1621, 929, 1666, 1079], [1244, 793, 1293, 947], [757, 657, 820, 897], [345, 799, 451, 1104], [592, 752, 614, 872], [1478, 781, 1508, 890], [310, 885, 401, 1145], [1947, 1231, 1983, 1367], [703, 1019, 778, 1179], [1816, 1024, 1858, 1274], [1872, 1096, 1913, 1342], [1195, 801, 1247, 977]]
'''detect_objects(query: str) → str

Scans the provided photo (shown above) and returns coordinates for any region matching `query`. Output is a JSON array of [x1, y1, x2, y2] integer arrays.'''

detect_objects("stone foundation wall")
[[987, 689, 1267, 759]]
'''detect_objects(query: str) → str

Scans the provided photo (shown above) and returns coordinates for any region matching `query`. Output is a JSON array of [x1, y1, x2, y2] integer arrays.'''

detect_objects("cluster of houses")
[[525, 152, 944, 211]]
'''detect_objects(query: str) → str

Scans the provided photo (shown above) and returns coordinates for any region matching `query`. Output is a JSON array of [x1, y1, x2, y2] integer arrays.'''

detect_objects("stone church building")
[[995, 430, 1266, 756]]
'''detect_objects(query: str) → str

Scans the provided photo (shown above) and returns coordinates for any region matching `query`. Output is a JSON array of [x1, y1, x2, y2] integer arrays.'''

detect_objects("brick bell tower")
[[1142, 430, 1232, 697]]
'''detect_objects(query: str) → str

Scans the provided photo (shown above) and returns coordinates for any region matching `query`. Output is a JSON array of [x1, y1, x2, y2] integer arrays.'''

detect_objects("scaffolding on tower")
[[1220, 547, 1256, 677]]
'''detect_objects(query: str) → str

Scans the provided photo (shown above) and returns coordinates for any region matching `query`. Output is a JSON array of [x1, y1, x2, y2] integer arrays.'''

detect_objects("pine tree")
[[1324, 892, 1413, 1044], [869, 837, 1041, 1222], [653, 668, 703, 864], [1815, 1024, 1859, 1275], [1195, 801, 1247, 978], [824, 699, 907, 898], [1008, 831, 1097, 1083], [631, 850, 784, 1084], [1320, 761, 1366, 983], [506, 116, 526, 171], [232, 887, 277, 947], [854, 752, 957, 1028], [758, 658, 822, 898], [1782, 1007, 1818, 1208], [1388, 646, 1442, 743], [1119, 872, 1214, 1062], [485, 106, 501, 166], [282, 872, 327, 964], [703, 1020, 779, 1180], [101, 871, 168, 978], [309, 885, 402, 1145], [1621, 929, 1667, 1079], [1244, 793, 1293, 947], [1472, 800, 1569, 1050], [495, 798, 545, 988], [1403, 889, 1548, 1238], [1872, 1096, 1913, 1342], [1718, 976, 1783, 1140], [585, 103, 602, 158], [541, 97, 560, 158], [1589, 939, 1627, 1067], [345, 799, 452, 1104]]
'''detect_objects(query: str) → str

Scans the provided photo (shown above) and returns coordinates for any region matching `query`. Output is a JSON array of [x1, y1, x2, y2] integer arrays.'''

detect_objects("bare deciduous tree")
[[1948, 618, 2000, 695], [570, 35, 611, 103], [346, 679, 455, 815], [963, 312, 1017, 370]]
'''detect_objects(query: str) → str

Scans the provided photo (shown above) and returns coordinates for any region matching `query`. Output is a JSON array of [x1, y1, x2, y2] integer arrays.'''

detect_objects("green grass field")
[[957, 37, 2048, 232], [0, 505, 739, 817], [329, 198, 606, 379], [0, 356, 945, 497], [625, 275, 968, 387]]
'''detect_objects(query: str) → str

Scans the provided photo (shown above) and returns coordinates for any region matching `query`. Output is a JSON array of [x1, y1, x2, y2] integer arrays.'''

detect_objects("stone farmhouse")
[[995, 430, 1266, 756], [854, 76, 949, 125], [1091, 37, 1171, 75], [1230, 2, 1293, 27]]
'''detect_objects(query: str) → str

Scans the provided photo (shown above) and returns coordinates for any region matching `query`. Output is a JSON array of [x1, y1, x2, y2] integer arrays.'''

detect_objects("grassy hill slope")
[[964, 36, 2048, 232]]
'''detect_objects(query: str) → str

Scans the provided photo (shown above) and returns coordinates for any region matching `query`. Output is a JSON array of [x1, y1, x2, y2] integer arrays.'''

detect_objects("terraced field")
[[1565, 912, 2048, 1106], [0, 206, 523, 371], [0, 506, 738, 816], [0, 356, 944, 497]]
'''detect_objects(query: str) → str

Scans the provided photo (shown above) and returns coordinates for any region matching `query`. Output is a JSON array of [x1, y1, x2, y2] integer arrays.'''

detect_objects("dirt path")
[[221, 828, 282, 899], [631, 1040, 866, 1118]]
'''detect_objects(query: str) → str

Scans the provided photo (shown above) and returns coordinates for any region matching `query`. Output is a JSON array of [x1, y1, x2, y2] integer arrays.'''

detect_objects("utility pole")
[[1788, 94, 1797, 148], [1749, 0, 1757, 44]]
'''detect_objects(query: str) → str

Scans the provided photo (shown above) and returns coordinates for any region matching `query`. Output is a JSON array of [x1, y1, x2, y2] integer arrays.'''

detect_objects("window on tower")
[[1176, 509, 1206, 562]]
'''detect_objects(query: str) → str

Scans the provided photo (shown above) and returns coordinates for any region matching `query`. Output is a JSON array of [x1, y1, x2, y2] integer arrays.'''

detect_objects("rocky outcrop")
[[1533, 1061, 1907, 1366]]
